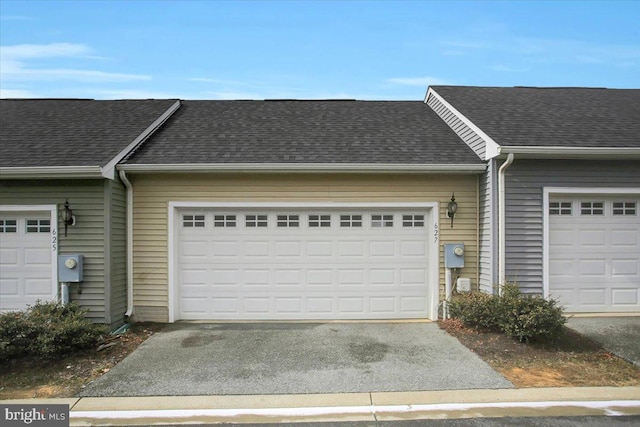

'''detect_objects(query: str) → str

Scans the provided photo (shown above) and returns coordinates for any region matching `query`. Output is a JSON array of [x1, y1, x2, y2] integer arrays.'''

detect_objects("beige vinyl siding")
[[427, 94, 486, 160], [0, 179, 107, 322], [130, 173, 480, 322], [107, 176, 127, 325]]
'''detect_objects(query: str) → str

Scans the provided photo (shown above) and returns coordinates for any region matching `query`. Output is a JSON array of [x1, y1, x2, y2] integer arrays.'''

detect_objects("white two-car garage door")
[[175, 207, 434, 320], [549, 195, 640, 313], [0, 211, 56, 312]]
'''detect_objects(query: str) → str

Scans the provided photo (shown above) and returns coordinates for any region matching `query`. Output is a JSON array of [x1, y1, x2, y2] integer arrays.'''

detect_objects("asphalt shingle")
[[431, 86, 640, 148], [124, 100, 483, 165], [0, 99, 177, 167]]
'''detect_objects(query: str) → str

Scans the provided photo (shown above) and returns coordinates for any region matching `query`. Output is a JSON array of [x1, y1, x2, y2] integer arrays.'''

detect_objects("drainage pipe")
[[119, 170, 134, 318], [497, 152, 515, 294]]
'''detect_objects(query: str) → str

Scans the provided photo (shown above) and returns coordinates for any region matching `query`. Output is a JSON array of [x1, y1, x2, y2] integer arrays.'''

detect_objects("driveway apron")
[[567, 317, 640, 367], [78, 322, 513, 397]]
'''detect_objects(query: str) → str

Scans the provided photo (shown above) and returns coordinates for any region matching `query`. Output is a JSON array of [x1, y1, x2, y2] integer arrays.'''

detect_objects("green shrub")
[[448, 284, 567, 343], [0, 301, 106, 363], [448, 292, 500, 331], [497, 284, 566, 343]]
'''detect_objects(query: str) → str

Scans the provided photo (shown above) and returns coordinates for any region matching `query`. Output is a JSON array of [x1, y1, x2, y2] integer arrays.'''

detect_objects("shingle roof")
[[0, 99, 178, 167], [431, 86, 640, 148], [124, 100, 483, 165]]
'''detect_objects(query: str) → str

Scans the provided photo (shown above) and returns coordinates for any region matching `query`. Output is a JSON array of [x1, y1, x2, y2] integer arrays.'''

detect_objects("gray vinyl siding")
[[0, 179, 108, 322], [505, 159, 640, 294], [107, 176, 127, 326], [427, 93, 486, 160], [478, 159, 496, 293]]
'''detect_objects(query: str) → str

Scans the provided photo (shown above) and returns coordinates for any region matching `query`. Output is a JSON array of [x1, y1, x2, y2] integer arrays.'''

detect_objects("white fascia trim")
[[101, 100, 181, 179], [167, 201, 440, 323], [0, 166, 103, 179], [425, 88, 501, 160], [0, 204, 59, 301], [542, 186, 640, 299], [119, 163, 486, 173], [498, 146, 640, 158]]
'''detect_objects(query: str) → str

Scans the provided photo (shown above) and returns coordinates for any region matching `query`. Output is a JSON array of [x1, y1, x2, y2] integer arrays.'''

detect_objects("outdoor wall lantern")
[[447, 193, 458, 228], [61, 199, 75, 236]]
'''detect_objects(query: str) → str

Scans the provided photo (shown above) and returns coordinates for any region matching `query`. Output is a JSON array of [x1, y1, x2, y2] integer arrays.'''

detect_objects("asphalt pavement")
[[566, 316, 640, 367], [79, 322, 513, 397]]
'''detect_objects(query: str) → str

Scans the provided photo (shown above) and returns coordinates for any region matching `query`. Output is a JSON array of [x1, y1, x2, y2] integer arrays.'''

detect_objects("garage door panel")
[[612, 259, 638, 276], [579, 229, 606, 247], [549, 195, 640, 313], [612, 289, 639, 305]]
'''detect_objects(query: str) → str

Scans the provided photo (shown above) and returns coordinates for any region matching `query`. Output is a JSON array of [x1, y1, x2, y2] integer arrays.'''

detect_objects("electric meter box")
[[58, 254, 83, 282], [444, 243, 465, 268]]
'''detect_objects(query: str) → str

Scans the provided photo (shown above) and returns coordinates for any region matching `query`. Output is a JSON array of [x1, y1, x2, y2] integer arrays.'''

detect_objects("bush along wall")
[[0, 301, 106, 364], [448, 284, 567, 343]]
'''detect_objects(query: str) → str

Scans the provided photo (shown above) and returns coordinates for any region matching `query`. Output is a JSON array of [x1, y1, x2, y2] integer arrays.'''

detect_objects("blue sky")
[[1, 1, 638, 100]]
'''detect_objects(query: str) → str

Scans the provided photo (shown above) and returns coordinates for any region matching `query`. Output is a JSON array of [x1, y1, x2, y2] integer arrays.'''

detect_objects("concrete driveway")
[[566, 316, 640, 367], [79, 322, 512, 397]]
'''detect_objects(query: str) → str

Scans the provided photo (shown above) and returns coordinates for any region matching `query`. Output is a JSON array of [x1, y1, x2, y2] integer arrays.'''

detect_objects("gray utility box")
[[58, 254, 84, 282], [443, 243, 465, 269]]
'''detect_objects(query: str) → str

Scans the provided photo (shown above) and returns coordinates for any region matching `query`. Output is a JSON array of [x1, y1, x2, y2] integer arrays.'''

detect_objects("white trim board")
[[425, 88, 501, 160], [0, 204, 59, 303], [542, 187, 640, 299], [119, 163, 486, 173], [167, 201, 440, 323]]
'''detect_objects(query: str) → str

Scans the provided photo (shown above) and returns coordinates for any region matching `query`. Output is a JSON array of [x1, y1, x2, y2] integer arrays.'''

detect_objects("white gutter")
[[497, 152, 515, 291], [101, 100, 181, 179], [0, 166, 103, 179], [119, 170, 135, 319], [118, 163, 487, 173], [495, 146, 640, 159]]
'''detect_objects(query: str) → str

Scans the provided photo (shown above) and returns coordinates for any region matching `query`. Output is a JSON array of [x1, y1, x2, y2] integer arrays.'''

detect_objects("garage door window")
[[580, 202, 604, 215], [549, 202, 572, 215], [308, 214, 331, 227], [340, 214, 362, 227], [245, 214, 268, 227], [613, 202, 636, 216], [214, 214, 236, 227], [371, 214, 393, 228], [183, 214, 205, 228], [277, 214, 299, 227], [26, 219, 50, 233], [0, 219, 17, 233], [403, 214, 425, 227]]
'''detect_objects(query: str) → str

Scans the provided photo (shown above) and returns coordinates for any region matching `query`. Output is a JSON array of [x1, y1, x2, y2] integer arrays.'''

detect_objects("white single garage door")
[[549, 195, 640, 313], [0, 212, 55, 312], [176, 208, 433, 320]]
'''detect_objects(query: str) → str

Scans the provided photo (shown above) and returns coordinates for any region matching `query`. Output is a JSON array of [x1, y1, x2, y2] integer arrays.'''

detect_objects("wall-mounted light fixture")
[[61, 199, 75, 236], [447, 194, 457, 228]]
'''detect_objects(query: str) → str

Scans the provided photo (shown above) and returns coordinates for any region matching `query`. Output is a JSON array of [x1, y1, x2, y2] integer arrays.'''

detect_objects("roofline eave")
[[0, 166, 104, 179], [117, 163, 487, 174], [493, 146, 640, 159]]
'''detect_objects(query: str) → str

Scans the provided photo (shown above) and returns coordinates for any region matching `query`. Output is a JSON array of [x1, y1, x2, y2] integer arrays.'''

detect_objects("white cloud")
[[92, 89, 180, 99], [0, 88, 37, 98], [388, 76, 452, 86], [0, 42, 151, 87], [2, 42, 90, 59]]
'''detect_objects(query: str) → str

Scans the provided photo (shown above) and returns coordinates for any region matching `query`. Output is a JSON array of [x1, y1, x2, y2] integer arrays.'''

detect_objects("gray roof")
[[431, 86, 640, 148], [0, 99, 177, 167], [124, 100, 483, 165]]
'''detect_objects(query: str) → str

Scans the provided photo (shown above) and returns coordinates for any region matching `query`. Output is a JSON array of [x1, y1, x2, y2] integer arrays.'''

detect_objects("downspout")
[[119, 170, 134, 319], [498, 152, 515, 294]]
